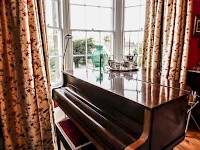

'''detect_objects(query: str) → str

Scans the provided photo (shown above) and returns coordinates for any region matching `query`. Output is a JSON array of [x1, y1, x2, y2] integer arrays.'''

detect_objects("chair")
[[185, 91, 200, 132]]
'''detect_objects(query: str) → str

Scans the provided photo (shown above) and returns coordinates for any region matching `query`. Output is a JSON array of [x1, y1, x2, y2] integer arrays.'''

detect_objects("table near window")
[[53, 68, 191, 150]]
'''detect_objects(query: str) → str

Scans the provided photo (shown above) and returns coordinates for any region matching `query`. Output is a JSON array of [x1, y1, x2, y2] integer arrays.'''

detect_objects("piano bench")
[[56, 118, 96, 150]]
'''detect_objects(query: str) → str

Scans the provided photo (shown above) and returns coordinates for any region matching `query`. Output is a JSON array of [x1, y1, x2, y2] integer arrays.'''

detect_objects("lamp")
[[63, 34, 72, 71]]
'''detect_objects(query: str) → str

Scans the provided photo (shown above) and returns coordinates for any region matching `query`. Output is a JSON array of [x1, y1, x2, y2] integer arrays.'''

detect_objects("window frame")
[[46, 0, 146, 85], [46, 0, 64, 87], [68, 0, 115, 69]]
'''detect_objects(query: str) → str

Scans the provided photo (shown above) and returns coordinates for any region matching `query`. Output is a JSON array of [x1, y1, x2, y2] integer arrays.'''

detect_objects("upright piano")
[[53, 69, 191, 150]]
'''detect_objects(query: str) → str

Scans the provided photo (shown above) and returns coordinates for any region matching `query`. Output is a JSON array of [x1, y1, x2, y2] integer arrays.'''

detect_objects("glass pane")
[[47, 28, 62, 56], [138, 32, 144, 55], [124, 32, 139, 55], [139, 6, 146, 30], [100, 32, 113, 56], [86, 36, 96, 55], [45, 0, 59, 27], [72, 31, 86, 55], [99, 8, 113, 30], [87, 32, 100, 48], [85, 6, 99, 30], [73, 56, 86, 68], [70, 0, 84, 5], [87, 56, 93, 69], [125, 0, 142, 7], [71, 5, 86, 29], [100, 0, 113, 7], [85, 0, 99, 6], [138, 56, 142, 66], [50, 56, 62, 84], [124, 7, 140, 31]]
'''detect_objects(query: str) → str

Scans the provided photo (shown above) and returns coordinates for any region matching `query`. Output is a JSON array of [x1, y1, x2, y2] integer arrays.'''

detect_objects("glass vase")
[[92, 45, 107, 68]]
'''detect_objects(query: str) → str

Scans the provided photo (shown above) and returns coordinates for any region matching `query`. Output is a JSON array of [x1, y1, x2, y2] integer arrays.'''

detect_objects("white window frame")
[[51, 0, 145, 72], [123, 0, 145, 66], [46, 0, 64, 87]]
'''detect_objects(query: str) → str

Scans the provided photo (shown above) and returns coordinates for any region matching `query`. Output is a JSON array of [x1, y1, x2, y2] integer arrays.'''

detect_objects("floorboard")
[[174, 124, 200, 150]]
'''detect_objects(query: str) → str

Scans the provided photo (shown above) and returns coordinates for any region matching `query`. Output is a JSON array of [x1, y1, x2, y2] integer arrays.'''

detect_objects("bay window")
[[45, 0, 146, 85]]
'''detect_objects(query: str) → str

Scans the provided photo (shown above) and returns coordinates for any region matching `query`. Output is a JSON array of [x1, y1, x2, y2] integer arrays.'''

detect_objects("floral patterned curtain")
[[161, 0, 192, 84], [0, 0, 56, 149], [142, 0, 192, 84]]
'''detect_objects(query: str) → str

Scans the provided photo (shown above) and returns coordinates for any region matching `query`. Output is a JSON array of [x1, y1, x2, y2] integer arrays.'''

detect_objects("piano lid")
[[62, 68, 191, 109]]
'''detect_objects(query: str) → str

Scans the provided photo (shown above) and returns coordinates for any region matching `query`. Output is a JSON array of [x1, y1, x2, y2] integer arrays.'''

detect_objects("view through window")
[[45, 0, 146, 85], [70, 0, 114, 69], [45, 0, 63, 86], [123, 0, 146, 66]]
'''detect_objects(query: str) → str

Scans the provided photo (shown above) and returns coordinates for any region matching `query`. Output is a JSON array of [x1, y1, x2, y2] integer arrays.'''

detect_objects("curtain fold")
[[142, 0, 163, 72], [142, 0, 192, 84], [162, 0, 192, 83], [0, 0, 56, 149]]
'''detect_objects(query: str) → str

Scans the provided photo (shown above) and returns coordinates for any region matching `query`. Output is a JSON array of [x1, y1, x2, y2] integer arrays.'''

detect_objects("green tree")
[[73, 38, 95, 68]]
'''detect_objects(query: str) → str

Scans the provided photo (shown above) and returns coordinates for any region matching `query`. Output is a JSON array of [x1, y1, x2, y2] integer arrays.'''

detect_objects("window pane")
[[138, 56, 142, 66], [125, 0, 143, 7], [50, 56, 62, 83], [138, 32, 144, 55], [100, 32, 113, 56], [85, 0, 99, 6], [71, 5, 86, 29], [124, 32, 139, 55], [87, 56, 93, 69], [47, 28, 62, 56], [73, 56, 86, 68], [139, 6, 146, 30], [45, 0, 59, 27], [124, 7, 140, 31], [85, 6, 99, 30], [87, 32, 100, 47], [72, 32, 86, 55], [86, 35, 96, 55], [100, 0, 113, 7], [70, 0, 84, 5], [99, 8, 113, 30]]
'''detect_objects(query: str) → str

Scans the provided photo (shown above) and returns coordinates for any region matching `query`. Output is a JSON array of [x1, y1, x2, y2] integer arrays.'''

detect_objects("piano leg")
[[125, 110, 151, 150]]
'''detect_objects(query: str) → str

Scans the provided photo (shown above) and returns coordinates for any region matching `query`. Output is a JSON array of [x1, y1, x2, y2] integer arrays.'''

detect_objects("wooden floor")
[[174, 125, 200, 150]]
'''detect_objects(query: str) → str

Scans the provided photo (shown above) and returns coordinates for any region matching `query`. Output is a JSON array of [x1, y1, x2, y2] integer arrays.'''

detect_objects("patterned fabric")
[[0, 0, 56, 149], [142, 0, 192, 84]]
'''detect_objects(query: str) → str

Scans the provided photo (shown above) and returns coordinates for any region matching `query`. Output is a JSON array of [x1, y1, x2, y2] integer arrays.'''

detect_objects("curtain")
[[161, 0, 192, 83], [0, 0, 56, 149], [142, 0, 192, 84], [142, 0, 163, 71]]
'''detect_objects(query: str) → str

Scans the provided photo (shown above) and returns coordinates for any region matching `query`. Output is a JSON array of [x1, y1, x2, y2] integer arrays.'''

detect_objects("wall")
[[188, 0, 200, 69]]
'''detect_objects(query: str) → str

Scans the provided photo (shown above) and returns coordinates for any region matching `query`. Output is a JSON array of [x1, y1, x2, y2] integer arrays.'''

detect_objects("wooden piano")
[[53, 69, 191, 150]]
